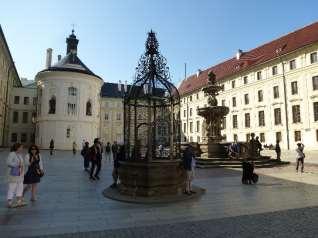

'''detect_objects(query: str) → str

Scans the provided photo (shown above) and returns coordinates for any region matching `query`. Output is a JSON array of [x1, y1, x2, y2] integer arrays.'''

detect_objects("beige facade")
[[180, 42, 318, 150], [8, 84, 36, 146], [100, 94, 124, 145], [0, 25, 21, 147]]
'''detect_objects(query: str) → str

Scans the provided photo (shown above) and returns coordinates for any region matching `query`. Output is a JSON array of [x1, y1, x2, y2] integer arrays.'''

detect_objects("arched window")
[[68, 87, 77, 96], [86, 100, 92, 116], [48, 96, 56, 114]]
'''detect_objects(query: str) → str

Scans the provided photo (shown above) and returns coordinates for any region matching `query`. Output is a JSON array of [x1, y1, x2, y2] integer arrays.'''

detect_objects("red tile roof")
[[178, 21, 318, 96]]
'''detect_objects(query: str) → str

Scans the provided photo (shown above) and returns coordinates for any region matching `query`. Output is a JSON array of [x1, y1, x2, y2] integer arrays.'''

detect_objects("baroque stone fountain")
[[198, 71, 229, 158]]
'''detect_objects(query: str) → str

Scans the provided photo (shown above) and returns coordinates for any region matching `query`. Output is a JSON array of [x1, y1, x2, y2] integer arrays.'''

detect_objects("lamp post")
[[276, 48, 290, 150]]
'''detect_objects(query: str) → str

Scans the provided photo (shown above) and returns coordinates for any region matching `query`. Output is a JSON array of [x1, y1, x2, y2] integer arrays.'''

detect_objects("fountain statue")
[[197, 71, 229, 158]]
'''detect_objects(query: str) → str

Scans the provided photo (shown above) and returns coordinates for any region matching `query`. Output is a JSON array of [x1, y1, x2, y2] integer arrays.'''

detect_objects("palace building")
[[178, 21, 318, 150]]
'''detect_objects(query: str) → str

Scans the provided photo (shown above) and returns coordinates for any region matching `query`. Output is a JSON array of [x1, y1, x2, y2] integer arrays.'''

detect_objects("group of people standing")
[[80, 139, 123, 187], [6, 143, 44, 208]]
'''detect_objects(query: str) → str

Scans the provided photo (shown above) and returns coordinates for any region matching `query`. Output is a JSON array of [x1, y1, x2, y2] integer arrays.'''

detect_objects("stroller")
[[242, 161, 258, 184]]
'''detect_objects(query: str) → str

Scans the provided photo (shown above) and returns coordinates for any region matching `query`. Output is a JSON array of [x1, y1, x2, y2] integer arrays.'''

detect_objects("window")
[[289, 59, 296, 70], [197, 136, 200, 143], [189, 136, 193, 142], [292, 105, 301, 123], [67, 103, 76, 115], [222, 117, 226, 129], [183, 123, 186, 133], [13, 111, 18, 123], [33, 97, 37, 105], [49, 96, 56, 114], [231, 80, 235, 88], [258, 90, 263, 102], [272, 66, 278, 75], [196, 93, 199, 100], [190, 122, 193, 133], [243, 76, 248, 84], [291, 81, 298, 95], [257, 71, 262, 80], [246, 133, 250, 142], [116, 112, 121, 120], [14, 96, 20, 104], [294, 131, 301, 141], [189, 108, 192, 117], [245, 113, 250, 128], [221, 99, 225, 106], [258, 111, 265, 126], [23, 97, 29, 105], [260, 133, 265, 143], [86, 101, 92, 116], [21, 133, 27, 143], [66, 128, 70, 138], [221, 84, 225, 91], [244, 94, 249, 105], [276, 132, 282, 142], [22, 112, 28, 123], [233, 134, 238, 141], [183, 110, 186, 117], [196, 121, 200, 132], [313, 76, 318, 90], [189, 96, 192, 102], [233, 115, 238, 128], [232, 97, 236, 107], [316, 130, 318, 142], [314, 102, 318, 121], [11, 133, 17, 142], [273, 86, 279, 99], [105, 113, 109, 120], [274, 108, 281, 125], [68, 87, 77, 96], [311, 52, 317, 64]]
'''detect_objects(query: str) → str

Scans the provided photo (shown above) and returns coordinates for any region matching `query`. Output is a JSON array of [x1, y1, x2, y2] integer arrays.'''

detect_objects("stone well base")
[[199, 142, 228, 159], [118, 159, 186, 197]]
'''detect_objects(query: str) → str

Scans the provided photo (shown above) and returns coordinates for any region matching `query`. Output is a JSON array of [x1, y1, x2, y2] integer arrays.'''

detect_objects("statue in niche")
[[48, 96, 56, 114], [86, 101, 92, 116]]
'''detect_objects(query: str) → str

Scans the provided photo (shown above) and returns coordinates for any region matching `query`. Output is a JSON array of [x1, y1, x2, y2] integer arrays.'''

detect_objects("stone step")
[[196, 160, 289, 169]]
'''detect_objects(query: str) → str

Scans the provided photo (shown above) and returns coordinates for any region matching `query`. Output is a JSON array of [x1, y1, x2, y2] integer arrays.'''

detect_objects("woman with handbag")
[[6, 143, 27, 208], [23, 145, 44, 201]]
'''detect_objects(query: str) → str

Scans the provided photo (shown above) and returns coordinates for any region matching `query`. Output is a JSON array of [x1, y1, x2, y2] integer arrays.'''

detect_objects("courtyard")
[[1, 149, 318, 237]]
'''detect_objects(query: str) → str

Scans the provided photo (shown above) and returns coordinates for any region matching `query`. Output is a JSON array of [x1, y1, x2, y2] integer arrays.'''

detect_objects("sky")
[[1, 0, 318, 86]]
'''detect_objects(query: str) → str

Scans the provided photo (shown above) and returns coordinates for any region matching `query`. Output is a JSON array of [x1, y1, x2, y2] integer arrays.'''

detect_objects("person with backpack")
[[89, 138, 103, 180], [110, 145, 124, 188], [105, 142, 111, 163], [81, 142, 90, 172], [296, 143, 305, 173]]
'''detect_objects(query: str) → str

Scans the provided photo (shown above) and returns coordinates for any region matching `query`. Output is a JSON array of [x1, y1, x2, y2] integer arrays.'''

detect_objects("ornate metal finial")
[[145, 30, 159, 55], [71, 24, 75, 35]]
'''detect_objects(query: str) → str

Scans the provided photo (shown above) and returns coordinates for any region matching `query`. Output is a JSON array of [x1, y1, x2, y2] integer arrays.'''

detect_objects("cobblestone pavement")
[[262, 149, 318, 164], [1, 149, 318, 237]]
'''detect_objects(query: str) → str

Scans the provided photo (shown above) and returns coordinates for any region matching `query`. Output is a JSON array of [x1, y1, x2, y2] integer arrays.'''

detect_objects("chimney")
[[236, 49, 243, 60], [196, 69, 202, 77], [124, 80, 127, 92], [57, 55, 62, 62], [45, 48, 53, 68], [118, 80, 122, 91]]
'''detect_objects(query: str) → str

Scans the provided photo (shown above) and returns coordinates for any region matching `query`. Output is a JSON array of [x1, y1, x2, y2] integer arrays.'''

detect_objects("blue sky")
[[1, 0, 317, 85]]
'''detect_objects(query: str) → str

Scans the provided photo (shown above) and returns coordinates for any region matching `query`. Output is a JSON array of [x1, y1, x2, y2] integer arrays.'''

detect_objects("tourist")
[[228, 140, 239, 159], [49, 139, 54, 156], [72, 141, 77, 155], [105, 142, 111, 163], [158, 144, 164, 157], [23, 145, 44, 202], [81, 142, 90, 172], [183, 145, 195, 195], [6, 143, 27, 208], [296, 143, 305, 173], [275, 140, 281, 161], [111, 145, 124, 188], [81, 139, 86, 149], [255, 136, 263, 156], [112, 141, 118, 161], [242, 160, 258, 184], [89, 138, 103, 180]]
